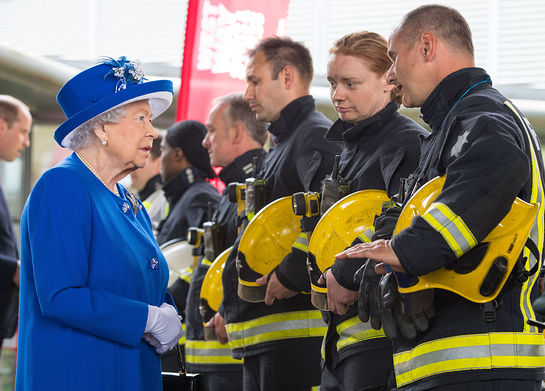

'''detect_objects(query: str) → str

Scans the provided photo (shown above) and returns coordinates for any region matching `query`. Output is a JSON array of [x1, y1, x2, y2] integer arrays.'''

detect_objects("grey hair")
[[212, 93, 268, 146], [64, 106, 126, 150]]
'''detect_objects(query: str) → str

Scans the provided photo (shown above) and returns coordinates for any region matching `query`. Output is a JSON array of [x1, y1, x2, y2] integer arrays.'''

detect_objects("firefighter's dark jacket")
[[322, 101, 426, 368], [156, 167, 219, 246], [390, 67, 545, 389], [138, 173, 162, 201], [213, 149, 267, 250], [185, 148, 266, 372], [221, 95, 342, 358]]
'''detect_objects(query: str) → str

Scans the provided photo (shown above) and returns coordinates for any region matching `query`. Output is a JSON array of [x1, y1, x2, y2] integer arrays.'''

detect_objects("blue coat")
[[16, 154, 170, 391]]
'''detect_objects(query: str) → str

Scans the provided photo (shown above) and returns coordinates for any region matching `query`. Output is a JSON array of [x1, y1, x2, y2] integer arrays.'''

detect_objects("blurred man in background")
[[0, 95, 32, 355]]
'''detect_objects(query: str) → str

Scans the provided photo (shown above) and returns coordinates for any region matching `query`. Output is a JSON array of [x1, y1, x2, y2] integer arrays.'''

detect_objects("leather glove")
[[373, 202, 402, 241], [145, 303, 183, 354], [378, 273, 435, 340], [355, 259, 382, 329]]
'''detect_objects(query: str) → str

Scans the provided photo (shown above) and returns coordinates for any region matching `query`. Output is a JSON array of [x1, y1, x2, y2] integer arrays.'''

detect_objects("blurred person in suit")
[[0, 95, 31, 354]]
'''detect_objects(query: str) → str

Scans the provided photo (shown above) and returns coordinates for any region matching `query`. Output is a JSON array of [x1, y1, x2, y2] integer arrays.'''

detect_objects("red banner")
[[176, 0, 290, 123]]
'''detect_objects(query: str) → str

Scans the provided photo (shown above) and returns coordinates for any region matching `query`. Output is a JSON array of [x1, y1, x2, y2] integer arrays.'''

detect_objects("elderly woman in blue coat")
[[15, 57, 183, 391]]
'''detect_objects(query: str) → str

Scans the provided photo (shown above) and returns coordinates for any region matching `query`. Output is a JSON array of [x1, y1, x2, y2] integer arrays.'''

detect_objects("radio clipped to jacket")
[[245, 157, 267, 221]]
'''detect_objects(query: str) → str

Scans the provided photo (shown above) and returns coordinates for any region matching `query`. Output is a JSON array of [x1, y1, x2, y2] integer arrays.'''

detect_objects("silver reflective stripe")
[[186, 346, 234, 357], [394, 332, 545, 387], [179, 267, 193, 283], [185, 340, 241, 365], [422, 202, 477, 257], [226, 311, 326, 348], [396, 343, 543, 376], [336, 316, 386, 350], [358, 228, 374, 243], [293, 232, 309, 252]]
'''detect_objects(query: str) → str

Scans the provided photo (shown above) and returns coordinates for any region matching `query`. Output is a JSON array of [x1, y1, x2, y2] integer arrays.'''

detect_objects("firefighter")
[[157, 120, 219, 371], [156, 120, 219, 247], [208, 37, 342, 390], [337, 5, 545, 390], [184, 93, 268, 391], [316, 31, 426, 391]]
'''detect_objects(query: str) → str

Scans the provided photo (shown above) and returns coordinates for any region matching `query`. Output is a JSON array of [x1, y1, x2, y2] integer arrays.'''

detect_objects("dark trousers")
[[202, 369, 243, 391], [320, 349, 394, 391], [429, 379, 542, 391], [243, 346, 321, 391]]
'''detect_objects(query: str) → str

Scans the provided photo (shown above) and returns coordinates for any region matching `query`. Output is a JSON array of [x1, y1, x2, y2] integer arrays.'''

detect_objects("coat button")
[[150, 258, 159, 270]]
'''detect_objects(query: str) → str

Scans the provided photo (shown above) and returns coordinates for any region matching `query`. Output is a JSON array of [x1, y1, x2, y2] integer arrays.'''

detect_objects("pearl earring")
[[101, 139, 107, 146]]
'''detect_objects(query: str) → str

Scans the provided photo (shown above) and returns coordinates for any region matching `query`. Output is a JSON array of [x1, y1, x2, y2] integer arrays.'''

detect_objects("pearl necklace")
[[76, 152, 120, 197]]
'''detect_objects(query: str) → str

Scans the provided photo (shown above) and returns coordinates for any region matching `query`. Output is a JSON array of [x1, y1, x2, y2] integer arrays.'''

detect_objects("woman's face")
[[327, 54, 393, 124], [105, 100, 157, 170]]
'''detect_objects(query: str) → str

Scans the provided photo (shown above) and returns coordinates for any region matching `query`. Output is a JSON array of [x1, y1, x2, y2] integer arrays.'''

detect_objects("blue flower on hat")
[[102, 56, 147, 93]]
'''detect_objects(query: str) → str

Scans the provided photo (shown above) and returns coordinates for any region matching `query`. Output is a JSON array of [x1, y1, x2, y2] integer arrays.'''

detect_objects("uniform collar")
[[162, 166, 207, 204], [218, 148, 267, 185], [268, 95, 316, 142], [325, 100, 400, 143], [138, 174, 162, 200], [420, 67, 492, 132]]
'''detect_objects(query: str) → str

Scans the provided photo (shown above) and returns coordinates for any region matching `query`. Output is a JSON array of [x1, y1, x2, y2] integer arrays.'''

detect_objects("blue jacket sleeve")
[[25, 168, 148, 347]]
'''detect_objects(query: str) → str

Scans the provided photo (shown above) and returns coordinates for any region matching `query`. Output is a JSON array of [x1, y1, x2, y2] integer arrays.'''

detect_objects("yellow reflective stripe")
[[201, 257, 212, 266], [292, 232, 309, 252], [336, 316, 386, 350], [504, 100, 545, 334], [179, 267, 193, 283], [185, 339, 242, 365], [142, 200, 152, 211], [321, 334, 326, 360], [394, 332, 545, 387], [238, 278, 260, 287], [422, 202, 477, 257], [178, 323, 187, 344], [357, 227, 375, 243], [164, 202, 170, 218], [225, 310, 327, 349]]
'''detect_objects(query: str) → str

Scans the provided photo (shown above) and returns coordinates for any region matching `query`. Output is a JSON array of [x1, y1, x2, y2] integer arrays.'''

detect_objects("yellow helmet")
[[394, 176, 539, 303], [200, 246, 231, 340], [160, 239, 194, 287], [237, 196, 301, 302], [308, 190, 389, 310]]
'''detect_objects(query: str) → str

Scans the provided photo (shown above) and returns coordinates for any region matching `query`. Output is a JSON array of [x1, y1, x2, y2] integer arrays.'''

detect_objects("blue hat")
[[54, 56, 174, 147]]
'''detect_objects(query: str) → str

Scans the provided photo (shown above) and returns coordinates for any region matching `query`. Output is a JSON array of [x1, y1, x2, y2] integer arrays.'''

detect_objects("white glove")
[[144, 303, 183, 354], [143, 333, 161, 351]]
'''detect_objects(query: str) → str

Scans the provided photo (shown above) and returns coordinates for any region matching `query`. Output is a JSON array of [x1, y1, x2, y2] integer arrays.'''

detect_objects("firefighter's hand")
[[318, 269, 357, 315], [206, 312, 228, 345], [12, 261, 20, 288], [256, 271, 297, 306], [336, 239, 406, 274]]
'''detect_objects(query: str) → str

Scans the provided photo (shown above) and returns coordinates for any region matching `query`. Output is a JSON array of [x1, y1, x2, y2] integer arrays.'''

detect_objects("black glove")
[[378, 273, 436, 340], [373, 202, 402, 241], [355, 259, 382, 329]]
